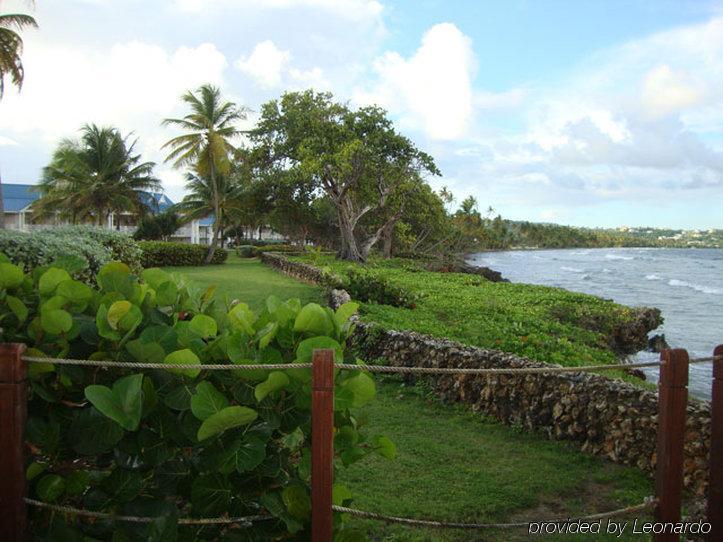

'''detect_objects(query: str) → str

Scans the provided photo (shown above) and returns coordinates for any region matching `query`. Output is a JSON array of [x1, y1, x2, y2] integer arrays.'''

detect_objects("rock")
[[647, 333, 670, 353]]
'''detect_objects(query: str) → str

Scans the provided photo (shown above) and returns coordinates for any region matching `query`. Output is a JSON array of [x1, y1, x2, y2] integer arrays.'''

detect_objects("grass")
[[170, 255, 655, 541], [162, 253, 324, 312], [292, 255, 654, 373]]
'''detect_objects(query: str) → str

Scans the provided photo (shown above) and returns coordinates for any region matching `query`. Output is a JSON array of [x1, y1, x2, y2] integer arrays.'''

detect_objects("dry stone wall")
[[270, 253, 713, 496]]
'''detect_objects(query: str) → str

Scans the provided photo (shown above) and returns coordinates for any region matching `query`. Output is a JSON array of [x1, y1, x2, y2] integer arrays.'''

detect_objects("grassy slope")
[[170, 256, 653, 541], [293, 255, 648, 369], [163, 253, 324, 312]]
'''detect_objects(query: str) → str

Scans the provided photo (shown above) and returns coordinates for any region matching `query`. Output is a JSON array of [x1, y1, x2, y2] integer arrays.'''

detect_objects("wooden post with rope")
[[0, 343, 28, 542], [654, 348, 689, 542], [311, 349, 335, 541], [707, 344, 723, 541]]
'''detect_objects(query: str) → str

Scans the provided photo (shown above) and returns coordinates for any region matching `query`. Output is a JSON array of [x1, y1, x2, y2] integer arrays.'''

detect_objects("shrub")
[[46, 225, 143, 273], [0, 229, 109, 283], [139, 241, 228, 267], [0, 260, 390, 539], [133, 211, 181, 241], [344, 268, 419, 308], [236, 244, 256, 258]]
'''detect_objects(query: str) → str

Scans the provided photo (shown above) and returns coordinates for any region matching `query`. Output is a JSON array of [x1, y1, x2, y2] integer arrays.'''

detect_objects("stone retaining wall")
[[269, 253, 712, 496]]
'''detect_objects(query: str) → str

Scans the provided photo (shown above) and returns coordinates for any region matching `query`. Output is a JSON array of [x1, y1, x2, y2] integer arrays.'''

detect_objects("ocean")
[[467, 247, 723, 399]]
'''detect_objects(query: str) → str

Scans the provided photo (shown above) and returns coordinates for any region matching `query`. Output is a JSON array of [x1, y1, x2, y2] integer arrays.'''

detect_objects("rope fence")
[[23, 498, 271, 527], [21, 354, 722, 374], [332, 496, 657, 530]]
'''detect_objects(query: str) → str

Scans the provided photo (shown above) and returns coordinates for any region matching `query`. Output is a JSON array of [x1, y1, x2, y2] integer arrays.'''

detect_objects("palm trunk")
[[204, 168, 221, 264]]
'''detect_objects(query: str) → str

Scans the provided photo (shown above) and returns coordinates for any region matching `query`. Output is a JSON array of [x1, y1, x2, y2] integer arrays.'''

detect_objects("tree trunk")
[[204, 169, 221, 264], [381, 219, 396, 258], [0, 171, 5, 229], [336, 202, 363, 261]]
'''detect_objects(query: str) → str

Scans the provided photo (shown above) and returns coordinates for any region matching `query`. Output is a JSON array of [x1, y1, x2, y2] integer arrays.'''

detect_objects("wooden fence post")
[[0, 343, 28, 542], [707, 344, 723, 541], [654, 348, 689, 542], [311, 349, 334, 541]]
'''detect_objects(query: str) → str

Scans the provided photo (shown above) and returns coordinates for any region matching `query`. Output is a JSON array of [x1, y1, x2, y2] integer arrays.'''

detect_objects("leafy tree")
[[251, 90, 440, 261], [133, 210, 181, 241], [0, 5, 37, 228], [162, 84, 247, 262], [35, 124, 161, 225]]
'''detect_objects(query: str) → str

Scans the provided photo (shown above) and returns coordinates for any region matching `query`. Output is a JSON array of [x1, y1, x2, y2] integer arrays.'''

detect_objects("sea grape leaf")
[[295, 336, 342, 362], [254, 371, 290, 402], [70, 407, 124, 455], [40, 308, 73, 335], [374, 435, 397, 459], [155, 281, 178, 307], [196, 406, 258, 441], [228, 302, 256, 335], [190, 381, 229, 421], [334, 301, 359, 328], [0, 263, 24, 289], [6, 295, 28, 322], [38, 267, 71, 296], [189, 314, 217, 338], [163, 349, 201, 378], [84, 373, 144, 431], [36, 474, 66, 503], [190, 474, 231, 516], [293, 303, 333, 336], [282, 484, 311, 520], [141, 268, 171, 289]]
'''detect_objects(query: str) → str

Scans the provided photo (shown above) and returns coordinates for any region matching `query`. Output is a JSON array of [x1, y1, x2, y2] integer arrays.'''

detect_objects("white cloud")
[[0, 38, 228, 197], [642, 64, 706, 119], [353, 23, 475, 140], [235, 41, 291, 88]]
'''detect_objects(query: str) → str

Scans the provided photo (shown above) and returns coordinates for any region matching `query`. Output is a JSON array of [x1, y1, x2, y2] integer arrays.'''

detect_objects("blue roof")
[[2, 183, 39, 212], [2, 183, 176, 214]]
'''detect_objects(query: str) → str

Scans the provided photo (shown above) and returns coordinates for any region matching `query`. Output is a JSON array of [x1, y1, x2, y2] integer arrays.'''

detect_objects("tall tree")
[[162, 85, 247, 262], [251, 90, 439, 261], [35, 124, 160, 225], [0, 6, 38, 228]]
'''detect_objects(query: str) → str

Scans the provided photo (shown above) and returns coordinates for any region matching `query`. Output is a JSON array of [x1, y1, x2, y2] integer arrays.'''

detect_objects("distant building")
[[1, 183, 283, 244]]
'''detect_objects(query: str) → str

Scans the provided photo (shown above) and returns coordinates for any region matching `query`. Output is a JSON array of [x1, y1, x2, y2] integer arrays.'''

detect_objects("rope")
[[338, 360, 663, 375], [22, 355, 721, 375], [332, 496, 657, 530], [22, 356, 312, 371], [24, 498, 271, 526]]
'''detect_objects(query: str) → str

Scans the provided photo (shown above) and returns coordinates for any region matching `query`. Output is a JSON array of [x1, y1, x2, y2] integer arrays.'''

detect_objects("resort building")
[[1, 183, 283, 244]]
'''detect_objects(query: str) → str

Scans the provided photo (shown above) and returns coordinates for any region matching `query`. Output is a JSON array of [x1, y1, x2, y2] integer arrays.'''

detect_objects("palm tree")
[[0, 6, 38, 228], [173, 171, 245, 247], [35, 124, 161, 226], [162, 84, 247, 262]]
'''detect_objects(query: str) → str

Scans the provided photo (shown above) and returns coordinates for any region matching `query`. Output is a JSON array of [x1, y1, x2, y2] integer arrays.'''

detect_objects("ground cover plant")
[[0, 254, 389, 540], [292, 255, 659, 367], [160, 258, 655, 540]]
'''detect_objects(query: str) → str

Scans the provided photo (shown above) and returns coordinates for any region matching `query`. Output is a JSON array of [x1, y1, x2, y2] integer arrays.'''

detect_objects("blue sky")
[[1, 0, 722, 229]]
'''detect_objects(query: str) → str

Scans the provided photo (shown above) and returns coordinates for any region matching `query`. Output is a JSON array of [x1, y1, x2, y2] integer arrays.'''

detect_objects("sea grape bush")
[[342, 268, 418, 309], [0, 253, 393, 541], [138, 240, 228, 267]]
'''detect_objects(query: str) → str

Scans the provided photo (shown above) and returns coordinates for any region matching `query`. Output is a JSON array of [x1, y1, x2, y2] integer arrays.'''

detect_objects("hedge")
[[0, 226, 142, 283], [237, 244, 302, 258], [138, 241, 228, 267]]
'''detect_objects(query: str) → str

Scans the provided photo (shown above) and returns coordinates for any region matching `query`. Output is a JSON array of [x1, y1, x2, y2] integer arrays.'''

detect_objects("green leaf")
[[65, 470, 90, 497], [0, 263, 24, 289], [332, 483, 353, 506], [254, 371, 290, 402], [197, 406, 258, 441], [36, 474, 66, 503], [102, 469, 143, 502], [260, 492, 303, 534], [40, 308, 73, 335], [38, 267, 71, 296], [6, 295, 28, 322], [57, 280, 93, 305], [339, 372, 376, 408], [215, 436, 267, 474], [296, 336, 342, 362], [84, 374, 144, 431], [163, 384, 194, 411], [190, 474, 231, 516], [99, 261, 130, 277], [96, 304, 121, 341], [375, 435, 397, 459], [70, 407, 124, 455], [282, 484, 311, 520], [163, 349, 201, 378], [190, 381, 229, 420], [257, 321, 278, 349], [228, 302, 257, 335], [155, 281, 179, 307], [126, 339, 165, 363], [189, 314, 217, 338], [334, 301, 359, 327], [293, 303, 333, 336], [141, 268, 171, 289], [107, 300, 142, 332], [26, 462, 46, 481]]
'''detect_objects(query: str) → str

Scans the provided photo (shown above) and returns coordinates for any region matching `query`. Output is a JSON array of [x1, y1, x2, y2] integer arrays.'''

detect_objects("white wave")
[[646, 274, 662, 281], [668, 279, 723, 295], [570, 251, 590, 255], [602, 268, 612, 273], [561, 266, 584, 273], [605, 254, 634, 260]]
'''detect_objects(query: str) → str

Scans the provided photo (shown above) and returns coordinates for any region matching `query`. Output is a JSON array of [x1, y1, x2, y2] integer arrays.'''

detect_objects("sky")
[[1, 0, 722, 229]]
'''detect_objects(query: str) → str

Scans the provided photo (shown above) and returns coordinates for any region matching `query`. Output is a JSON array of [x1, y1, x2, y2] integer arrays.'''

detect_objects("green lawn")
[[163, 253, 324, 312], [169, 256, 654, 541]]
